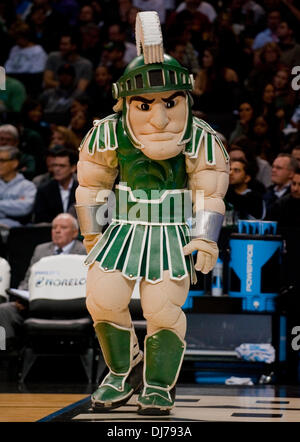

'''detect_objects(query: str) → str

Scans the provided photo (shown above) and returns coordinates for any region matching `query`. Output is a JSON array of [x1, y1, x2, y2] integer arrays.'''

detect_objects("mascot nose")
[[150, 103, 169, 129]]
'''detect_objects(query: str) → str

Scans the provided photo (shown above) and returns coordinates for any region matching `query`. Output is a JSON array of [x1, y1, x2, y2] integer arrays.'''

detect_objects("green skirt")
[[85, 221, 197, 285]]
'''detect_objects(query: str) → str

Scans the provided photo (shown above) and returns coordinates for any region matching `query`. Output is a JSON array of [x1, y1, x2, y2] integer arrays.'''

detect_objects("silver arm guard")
[[191, 210, 224, 243], [75, 204, 105, 235]]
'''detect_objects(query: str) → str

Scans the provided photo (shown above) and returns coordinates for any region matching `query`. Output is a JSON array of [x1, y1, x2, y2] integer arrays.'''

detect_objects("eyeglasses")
[[0, 158, 13, 163]]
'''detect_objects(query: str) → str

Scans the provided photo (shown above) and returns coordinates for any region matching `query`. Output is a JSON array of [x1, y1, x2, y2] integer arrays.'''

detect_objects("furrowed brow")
[[161, 91, 186, 103], [129, 96, 155, 104]]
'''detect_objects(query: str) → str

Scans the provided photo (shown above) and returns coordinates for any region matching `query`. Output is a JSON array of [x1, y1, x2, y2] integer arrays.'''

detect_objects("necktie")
[[55, 248, 63, 254]]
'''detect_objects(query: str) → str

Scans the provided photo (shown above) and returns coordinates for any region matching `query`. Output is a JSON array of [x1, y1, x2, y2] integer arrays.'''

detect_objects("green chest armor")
[[116, 120, 187, 193]]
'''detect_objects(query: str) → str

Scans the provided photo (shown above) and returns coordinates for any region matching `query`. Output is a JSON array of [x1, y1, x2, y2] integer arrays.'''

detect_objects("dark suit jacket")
[[34, 177, 78, 223], [18, 240, 86, 290], [263, 184, 291, 211]]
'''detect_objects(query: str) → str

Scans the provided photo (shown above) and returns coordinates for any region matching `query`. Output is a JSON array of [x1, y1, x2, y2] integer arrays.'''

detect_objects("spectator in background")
[[0, 0, 16, 65], [90, 0, 109, 31], [176, 0, 217, 23], [0, 213, 86, 349], [105, 23, 136, 65], [280, 0, 300, 41], [70, 95, 91, 118], [240, 0, 265, 25], [118, 0, 134, 27], [0, 145, 36, 227], [79, 23, 102, 68], [32, 146, 58, 188], [26, 4, 62, 53], [213, 11, 241, 72], [252, 9, 281, 50], [234, 29, 256, 83], [20, 98, 51, 149], [4, 20, 47, 96], [226, 158, 265, 219], [68, 110, 91, 147], [0, 124, 37, 179], [124, 4, 140, 43], [229, 135, 272, 190], [250, 114, 278, 164], [267, 168, 300, 291], [29, 0, 66, 30], [86, 65, 115, 119], [291, 146, 300, 168], [264, 153, 298, 210], [101, 41, 127, 83], [39, 63, 81, 126], [0, 75, 27, 115], [272, 67, 296, 124], [47, 0, 79, 27], [250, 82, 284, 161], [168, 41, 190, 69], [78, 3, 97, 30], [276, 20, 300, 69], [166, 9, 208, 72], [43, 31, 93, 94], [192, 45, 240, 136], [246, 42, 281, 94], [193, 46, 239, 99], [229, 100, 255, 144], [288, 104, 300, 131], [18, 213, 86, 290], [49, 126, 79, 153], [33, 147, 78, 223]]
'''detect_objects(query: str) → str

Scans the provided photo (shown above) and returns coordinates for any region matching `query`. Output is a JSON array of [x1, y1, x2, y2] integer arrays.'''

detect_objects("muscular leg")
[[85, 262, 136, 327], [139, 270, 190, 339], [137, 271, 190, 415], [86, 263, 143, 411]]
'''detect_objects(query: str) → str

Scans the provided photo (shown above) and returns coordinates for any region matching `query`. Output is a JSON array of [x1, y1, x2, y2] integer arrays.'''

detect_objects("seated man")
[[43, 31, 93, 93], [33, 146, 78, 223], [0, 124, 37, 180], [264, 153, 298, 211], [39, 64, 82, 125], [267, 168, 300, 291], [0, 145, 37, 227], [226, 158, 265, 219], [0, 213, 86, 349]]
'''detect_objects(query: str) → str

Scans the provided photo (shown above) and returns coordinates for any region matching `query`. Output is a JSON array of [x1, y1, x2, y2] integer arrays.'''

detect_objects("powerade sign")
[[229, 237, 282, 311], [246, 244, 254, 292]]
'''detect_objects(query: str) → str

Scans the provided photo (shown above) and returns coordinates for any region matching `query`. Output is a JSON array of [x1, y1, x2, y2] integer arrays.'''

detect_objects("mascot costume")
[[76, 11, 229, 415]]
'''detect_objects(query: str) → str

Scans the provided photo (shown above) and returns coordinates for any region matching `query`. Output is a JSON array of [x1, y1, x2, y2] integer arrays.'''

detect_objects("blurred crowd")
[[0, 0, 299, 236]]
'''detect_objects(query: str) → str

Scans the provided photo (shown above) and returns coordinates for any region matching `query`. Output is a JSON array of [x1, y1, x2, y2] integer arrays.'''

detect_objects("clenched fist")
[[183, 238, 219, 274]]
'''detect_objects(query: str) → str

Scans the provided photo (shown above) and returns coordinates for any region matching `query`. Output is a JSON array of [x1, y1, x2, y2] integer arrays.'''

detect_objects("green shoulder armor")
[[184, 117, 230, 166], [79, 114, 119, 155]]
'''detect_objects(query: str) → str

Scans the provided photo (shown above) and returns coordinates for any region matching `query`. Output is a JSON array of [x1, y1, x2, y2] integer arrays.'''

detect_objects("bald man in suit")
[[0, 213, 86, 347]]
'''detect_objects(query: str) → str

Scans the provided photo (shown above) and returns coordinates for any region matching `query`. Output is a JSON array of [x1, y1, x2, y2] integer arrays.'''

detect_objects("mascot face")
[[127, 90, 187, 160]]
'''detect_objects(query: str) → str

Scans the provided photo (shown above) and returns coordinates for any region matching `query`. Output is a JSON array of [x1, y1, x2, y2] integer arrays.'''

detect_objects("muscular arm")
[[187, 139, 229, 215], [76, 144, 118, 251], [184, 139, 229, 273]]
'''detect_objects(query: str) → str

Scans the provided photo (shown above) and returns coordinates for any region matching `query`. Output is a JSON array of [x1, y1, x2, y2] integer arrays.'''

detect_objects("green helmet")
[[112, 11, 194, 149], [112, 54, 194, 100]]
